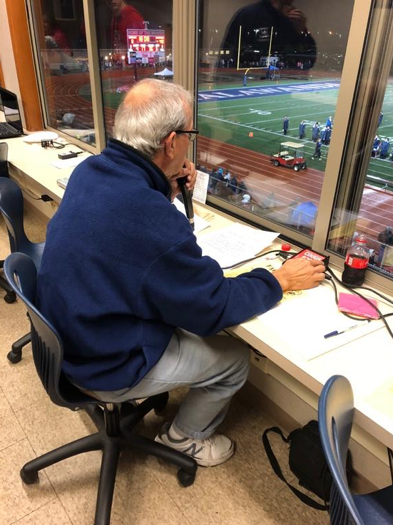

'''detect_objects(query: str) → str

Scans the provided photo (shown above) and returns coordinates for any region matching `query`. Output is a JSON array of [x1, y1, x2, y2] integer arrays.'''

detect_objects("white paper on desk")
[[192, 170, 209, 204], [51, 157, 86, 169], [257, 283, 384, 361], [197, 223, 278, 268], [172, 198, 211, 233]]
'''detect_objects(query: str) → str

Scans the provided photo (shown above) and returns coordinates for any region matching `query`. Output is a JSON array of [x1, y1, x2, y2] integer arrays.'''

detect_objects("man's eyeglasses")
[[175, 130, 199, 142]]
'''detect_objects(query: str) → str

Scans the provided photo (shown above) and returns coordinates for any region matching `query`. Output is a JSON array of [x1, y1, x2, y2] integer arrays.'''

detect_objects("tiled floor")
[[0, 210, 329, 524]]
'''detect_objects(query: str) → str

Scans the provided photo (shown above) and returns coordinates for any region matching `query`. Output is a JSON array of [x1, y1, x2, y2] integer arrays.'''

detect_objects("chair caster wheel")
[[7, 350, 22, 364], [4, 292, 16, 304], [20, 468, 39, 485], [177, 468, 196, 487], [154, 392, 169, 414]]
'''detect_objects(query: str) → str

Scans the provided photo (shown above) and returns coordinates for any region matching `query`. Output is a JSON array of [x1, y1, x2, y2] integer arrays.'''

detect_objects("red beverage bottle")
[[342, 234, 370, 286]]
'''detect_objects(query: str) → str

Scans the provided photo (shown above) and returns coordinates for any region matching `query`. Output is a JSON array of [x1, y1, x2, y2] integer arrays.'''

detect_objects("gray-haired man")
[[37, 79, 325, 467]]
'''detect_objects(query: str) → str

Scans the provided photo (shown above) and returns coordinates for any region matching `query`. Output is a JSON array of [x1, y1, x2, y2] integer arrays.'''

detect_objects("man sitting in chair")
[[37, 79, 325, 467]]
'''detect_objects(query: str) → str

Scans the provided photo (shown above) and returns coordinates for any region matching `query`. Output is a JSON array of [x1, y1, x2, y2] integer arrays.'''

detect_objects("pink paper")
[[338, 293, 379, 319]]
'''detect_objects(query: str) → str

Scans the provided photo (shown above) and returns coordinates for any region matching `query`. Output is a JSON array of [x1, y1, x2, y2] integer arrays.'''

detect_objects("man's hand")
[[170, 159, 197, 201], [273, 258, 326, 292], [282, 7, 307, 34]]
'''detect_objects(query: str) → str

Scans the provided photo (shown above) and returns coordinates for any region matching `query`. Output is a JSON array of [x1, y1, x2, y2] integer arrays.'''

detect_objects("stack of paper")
[[192, 170, 209, 204], [197, 223, 278, 268]]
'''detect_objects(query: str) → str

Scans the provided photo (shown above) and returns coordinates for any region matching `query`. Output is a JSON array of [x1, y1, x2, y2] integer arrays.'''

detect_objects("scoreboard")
[[127, 29, 166, 65]]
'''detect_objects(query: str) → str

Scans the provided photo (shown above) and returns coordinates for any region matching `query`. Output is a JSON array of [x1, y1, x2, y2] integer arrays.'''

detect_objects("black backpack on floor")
[[262, 420, 353, 511]]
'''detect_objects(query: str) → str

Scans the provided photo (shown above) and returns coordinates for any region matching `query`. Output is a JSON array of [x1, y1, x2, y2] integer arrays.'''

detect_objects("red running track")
[[197, 135, 393, 242]]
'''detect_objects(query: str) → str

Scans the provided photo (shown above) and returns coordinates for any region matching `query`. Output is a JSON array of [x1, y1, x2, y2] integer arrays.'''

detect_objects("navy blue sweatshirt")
[[36, 139, 282, 391]]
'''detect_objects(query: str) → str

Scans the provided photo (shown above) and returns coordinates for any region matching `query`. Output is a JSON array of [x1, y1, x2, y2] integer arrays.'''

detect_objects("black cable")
[[221, 250, 297, 270], [52, 141, 84, 151], [347, 289, 393, 338], [41, 140, 85, 152], [388, 448, 393, 485], [326, 272, 369, 322], [20, 187, 42, 201], [353, 286, 393, 306], [51, 141, 65, 149], [326, 268, 369, 321], [224, 250, 392, 338], [326, 267, 393, 339], [61, 142, 85, 152]]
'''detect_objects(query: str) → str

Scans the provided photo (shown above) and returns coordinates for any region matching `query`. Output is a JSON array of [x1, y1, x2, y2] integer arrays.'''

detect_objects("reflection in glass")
[[95, 0, 173, 138], [31, 0, 95, 145], [197, 0, 354, 238]]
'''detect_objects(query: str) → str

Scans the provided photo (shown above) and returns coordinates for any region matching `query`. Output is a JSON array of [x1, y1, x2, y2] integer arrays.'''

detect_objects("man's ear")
[[163, 132, 176, 159]]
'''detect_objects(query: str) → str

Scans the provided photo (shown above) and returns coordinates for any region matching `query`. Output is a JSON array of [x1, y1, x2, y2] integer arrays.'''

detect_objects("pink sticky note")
[[338, 293, 379, 319]]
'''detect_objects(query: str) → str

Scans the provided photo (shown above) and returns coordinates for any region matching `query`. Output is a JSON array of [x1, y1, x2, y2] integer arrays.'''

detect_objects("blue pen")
[[324, 323, 365, 339]]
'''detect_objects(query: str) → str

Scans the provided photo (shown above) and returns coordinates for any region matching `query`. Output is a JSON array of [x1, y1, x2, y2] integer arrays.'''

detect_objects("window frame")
[[318, 0, 393, 294]]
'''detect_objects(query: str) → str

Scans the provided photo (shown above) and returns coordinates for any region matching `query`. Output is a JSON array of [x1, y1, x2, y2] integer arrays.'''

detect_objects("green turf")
[[198, 75, 338, 92], [197, 82, 393, 188], [78, 74, 393, 188], [102, 91, 124, 109], [79, 80, 125, 109]]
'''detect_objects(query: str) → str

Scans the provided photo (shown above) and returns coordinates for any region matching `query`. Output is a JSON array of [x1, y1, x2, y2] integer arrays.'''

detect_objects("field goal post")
[[237, 25, 275, 77]]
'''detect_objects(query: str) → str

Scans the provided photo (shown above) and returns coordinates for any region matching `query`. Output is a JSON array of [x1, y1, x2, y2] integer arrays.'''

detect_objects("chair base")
[[20, 393, 197, 525], [7, 332, 31, 364]]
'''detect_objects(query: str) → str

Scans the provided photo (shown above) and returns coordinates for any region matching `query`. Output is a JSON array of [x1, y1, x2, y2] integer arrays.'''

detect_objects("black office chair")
[[0, 144, 14, 302], [0, 177, 45, 363], [318, 375, 393, 525], [0, 261, 15, 302], [4, 252, 197, 525]]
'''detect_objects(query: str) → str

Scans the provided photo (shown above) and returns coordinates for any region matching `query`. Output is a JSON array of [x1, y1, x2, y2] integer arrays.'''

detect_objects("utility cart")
[[270, 142, 307, 172]]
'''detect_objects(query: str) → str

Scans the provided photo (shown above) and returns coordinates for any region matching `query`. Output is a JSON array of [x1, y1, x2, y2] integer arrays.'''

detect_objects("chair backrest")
[[4, 252, 92, 409], [0, 178, 45, 270], [318, 375, 365, 525], [0, 177, 28, 253]]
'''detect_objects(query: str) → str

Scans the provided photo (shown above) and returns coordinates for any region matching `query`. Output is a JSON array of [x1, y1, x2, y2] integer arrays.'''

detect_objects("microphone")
[[177, 176, 195, 231]]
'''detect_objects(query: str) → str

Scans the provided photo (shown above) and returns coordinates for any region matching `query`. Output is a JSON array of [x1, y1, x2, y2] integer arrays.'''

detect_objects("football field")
[[197, 79, 393, 189]]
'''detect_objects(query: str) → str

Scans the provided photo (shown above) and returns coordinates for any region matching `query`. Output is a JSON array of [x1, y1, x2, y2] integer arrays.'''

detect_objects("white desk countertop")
[[2, 136, 91, 203], [3, 139, 393, 451], [193, 203, 393, 449]]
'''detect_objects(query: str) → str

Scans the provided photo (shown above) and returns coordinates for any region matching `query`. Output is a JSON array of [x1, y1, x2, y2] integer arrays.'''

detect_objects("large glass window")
[[327, 65, 393, 280], [197, 0, 354, 238], [30, 0, 95, 145], [94, 0, 173, 138]]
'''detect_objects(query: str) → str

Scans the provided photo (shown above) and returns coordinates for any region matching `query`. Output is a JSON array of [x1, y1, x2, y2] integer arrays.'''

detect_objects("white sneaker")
[[155, 422, 235, 467]]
